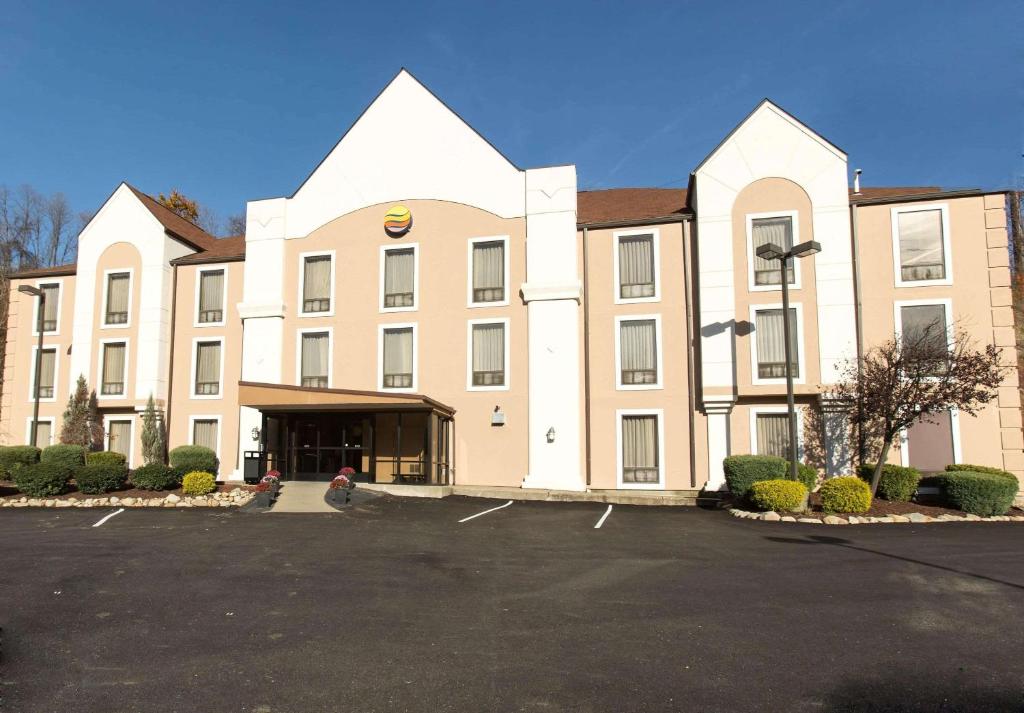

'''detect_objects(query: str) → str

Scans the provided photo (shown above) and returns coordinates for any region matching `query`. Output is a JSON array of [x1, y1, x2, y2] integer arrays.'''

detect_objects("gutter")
[[582, 227, 592, 487], [681, 217, 698, 487], [849, 202, 864, 463], [849, 188, 986, 207], [164, 263, 178, 463], [577, 214, 691, 231]]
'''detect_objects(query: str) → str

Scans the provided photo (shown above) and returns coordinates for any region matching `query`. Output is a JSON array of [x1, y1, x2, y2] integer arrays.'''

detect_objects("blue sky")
[[2, 0, 1019, 233]]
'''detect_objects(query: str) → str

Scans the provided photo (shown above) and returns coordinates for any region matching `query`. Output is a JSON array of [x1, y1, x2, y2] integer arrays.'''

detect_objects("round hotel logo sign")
[[384, 205, 412, 237]]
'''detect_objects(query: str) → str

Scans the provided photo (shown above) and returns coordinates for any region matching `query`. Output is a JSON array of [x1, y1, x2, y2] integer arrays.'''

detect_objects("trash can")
[[243, 451, 264, 484]]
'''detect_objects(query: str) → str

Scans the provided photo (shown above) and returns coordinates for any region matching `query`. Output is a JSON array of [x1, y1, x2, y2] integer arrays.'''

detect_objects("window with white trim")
[[895, 208, 946, 282], [197, 269, 225, 324], [192, 419, 219, 452], [39, 283, 59, 332], [899, 303, 949, 375], [382, 327, 414, 389], [754, 308, 799, 379], [383, 247, 416, 308], [30, 420, 52, 448], [471, 322, 506, 387], [471, 240, 505, 303], [302, 255, 332, 313], [34, 348, 56, 399], [617, 234, 656, 299], [101, 342, 126, 395], [755, 413, 790, 459], [300, 332, 330, 388], [194, 341, 222, 395], [751, 216, 794, 286], [619, 318, 658, 386], [621, 414, 660, 485], [104, 272, 130, 325], [107, 419, 132, 458]]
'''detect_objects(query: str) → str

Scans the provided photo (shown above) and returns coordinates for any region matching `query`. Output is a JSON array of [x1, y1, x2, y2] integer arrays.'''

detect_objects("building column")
[[817, 395, 852, 476], [703, 396, 735, 490]]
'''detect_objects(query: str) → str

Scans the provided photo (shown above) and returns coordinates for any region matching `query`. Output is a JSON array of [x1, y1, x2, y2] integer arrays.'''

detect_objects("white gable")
[[284, 70, 526, 237]]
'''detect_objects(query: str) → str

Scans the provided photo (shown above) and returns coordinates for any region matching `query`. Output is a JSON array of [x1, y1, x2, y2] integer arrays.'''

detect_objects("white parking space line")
[[594, 504, 613, 529], [458, 500, 513, 523], [92, 508, 125, 528]]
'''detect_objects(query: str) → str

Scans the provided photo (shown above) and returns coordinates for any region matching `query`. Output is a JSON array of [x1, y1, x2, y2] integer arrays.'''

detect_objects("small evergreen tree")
[[86, 389, 104, 450], [140, 394, 166, 464], [60, 375, 92, 447]]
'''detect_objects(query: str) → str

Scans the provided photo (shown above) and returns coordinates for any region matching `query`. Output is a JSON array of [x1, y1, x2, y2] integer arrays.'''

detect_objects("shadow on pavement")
[[820, 668, 1024, 712]]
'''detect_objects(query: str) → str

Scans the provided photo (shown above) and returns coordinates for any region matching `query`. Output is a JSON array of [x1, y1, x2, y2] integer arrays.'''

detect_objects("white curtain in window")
[[755, 309, 798, 377], [472, 323, 504, 381], [198, 270, 225, 318], [756, 414, 790, 458], [102, 343, 126, 390], [385, 249, 415, 303], [751, 217, 794, 285], [384, 328, 413, 379], [196, 342, 221, 392], [41, 284, 59, 328], [303, 256, 331, 302], [622, 415, 658, 483], [106, 273, 129, 319], [898, 209, 945, 280], [32, 421, 52, 448], [37, 349, 55, 395], [301, 332, 329, 383], [472, 242, 504, 295], [620, 319, 657, 379], [109, 420, 131, 457], [192, 420, 218, 451], [618, 236, 654, 298]]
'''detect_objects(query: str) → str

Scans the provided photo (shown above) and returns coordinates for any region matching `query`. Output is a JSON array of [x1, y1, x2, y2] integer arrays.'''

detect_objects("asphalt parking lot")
[[1, 495, 1023, 712]]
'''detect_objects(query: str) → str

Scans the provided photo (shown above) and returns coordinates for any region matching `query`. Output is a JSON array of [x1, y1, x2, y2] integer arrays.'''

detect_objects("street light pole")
[[755, 240, 822, 482], [18, 285, 45, 447]]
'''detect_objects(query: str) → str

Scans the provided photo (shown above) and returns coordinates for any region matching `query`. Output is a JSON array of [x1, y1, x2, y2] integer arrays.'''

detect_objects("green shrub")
[[75, 464, 128, 494], [181, 471, 216, 496], [13, 462, 72, 497], [41, 444, 87, 474], [945, 463, 1016, 480], [169, 446, 218, 478], [857, 463, 921, 502], [793, 462, 818, 492], [723, 455, 787, 498], [130, 464, 180, 491], [86, 451, 127, 468], [820, 476, 872, 514], [0, 445, 41, 479], [749, 479, 807, 512], [939, 471, 1019, 516]]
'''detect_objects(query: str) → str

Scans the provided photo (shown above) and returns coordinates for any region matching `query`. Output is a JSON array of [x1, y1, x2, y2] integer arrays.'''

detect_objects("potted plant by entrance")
[[262, 470, 281, 495], [253, 482, 273, 508], [329, 467, 357, 504]]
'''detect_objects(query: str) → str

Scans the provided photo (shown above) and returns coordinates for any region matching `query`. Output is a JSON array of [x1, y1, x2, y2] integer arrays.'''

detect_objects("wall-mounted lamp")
[[546, 427, 556, 443], [491, 405, 505, 426], [251, 427, 261, 442]]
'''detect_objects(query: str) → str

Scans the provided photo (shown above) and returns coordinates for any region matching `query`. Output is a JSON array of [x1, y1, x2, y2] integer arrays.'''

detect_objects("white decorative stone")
[[763, 511, 781, 522], [890, 515, 910, 523], [797, 518, 822, 524], [781, 516, 796, 522], [823, 515, 847, 525], [165, 493, 180, 504], [907, 513, 930, 523]]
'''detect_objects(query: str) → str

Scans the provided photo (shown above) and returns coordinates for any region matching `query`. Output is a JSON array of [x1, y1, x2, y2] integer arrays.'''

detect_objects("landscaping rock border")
[[0, 488, 253, 509], [729, 508, 1024, 524]]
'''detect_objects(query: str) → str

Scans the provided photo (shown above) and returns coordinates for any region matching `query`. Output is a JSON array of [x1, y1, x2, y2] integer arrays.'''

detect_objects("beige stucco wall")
[[168, 260, 246, 474], [277, 199, 529, 487]]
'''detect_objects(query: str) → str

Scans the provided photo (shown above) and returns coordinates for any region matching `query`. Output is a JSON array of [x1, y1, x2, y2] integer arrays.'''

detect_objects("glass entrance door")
[[286, 414, 374, 481]]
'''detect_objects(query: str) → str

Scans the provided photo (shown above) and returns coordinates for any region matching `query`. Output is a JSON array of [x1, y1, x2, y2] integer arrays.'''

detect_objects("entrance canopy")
[[238, 381, 455, 417]]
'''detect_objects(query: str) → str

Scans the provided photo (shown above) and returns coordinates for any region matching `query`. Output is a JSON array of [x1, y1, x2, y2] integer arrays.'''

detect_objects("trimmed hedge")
[[41, 444, 87, 474], [0, 445, 40, 479], [749, 479, 807, 512], [939, 471, 1018, 516], [169, 446, 218, 478], [75, 463, 128, 494], [130, 464, 180, 491], [858, 463, 921, 502], [86, 451, 127, 468], [820, 476, 872, 514], [13, 462, 72, 497], [181, 471, 216, 496], [945, 463, 1016, 479], [723, 455, 816, 499], [793, 462, 818, 493]]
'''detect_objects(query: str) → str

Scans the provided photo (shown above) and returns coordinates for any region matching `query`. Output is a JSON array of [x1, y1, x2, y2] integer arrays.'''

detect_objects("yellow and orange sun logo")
[[384, 205, 412, 236]]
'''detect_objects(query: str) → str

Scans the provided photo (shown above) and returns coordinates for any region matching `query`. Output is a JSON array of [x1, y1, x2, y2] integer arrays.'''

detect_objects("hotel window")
[[895, 207, 947, 283], [754, 308, 799, 379], [30, 420, 52, 448], [471, 240, 505, 303], [383, 247, 416, 308], [197, 269, 225, 324], [300, 332, 330, 388], [192, 419, 219, 452], [617, 233, 656, 299], [382, 326, 414, 389], [194, 341, 221, 396], [302, 255, 332, 313], [619, 318, 658, 386], [34, 348, 56, 399], [101, 342, 126, 395], [621, 414, 660, 485], [104, 272, 130, 325], [471, 322, 506, 387], [751, 216, 795, 286], [900, 303, 949, 374], [107, 420, 132, 458], [39, 283, 59, 332], [755, 413, 790, 459]]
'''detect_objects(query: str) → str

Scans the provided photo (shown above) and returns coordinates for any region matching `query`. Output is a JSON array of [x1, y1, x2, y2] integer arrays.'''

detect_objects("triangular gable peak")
[[284, 69, 526, 237]]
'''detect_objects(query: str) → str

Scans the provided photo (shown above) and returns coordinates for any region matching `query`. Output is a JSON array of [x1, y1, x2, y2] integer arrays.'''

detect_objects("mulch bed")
[[0, 480, 255, 501]]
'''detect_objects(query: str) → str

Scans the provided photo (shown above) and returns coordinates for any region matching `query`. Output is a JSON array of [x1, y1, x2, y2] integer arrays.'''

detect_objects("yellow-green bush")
[[820, 476, 872, 514], [181, 471, 216, 496], [748, 479, 807, 512]]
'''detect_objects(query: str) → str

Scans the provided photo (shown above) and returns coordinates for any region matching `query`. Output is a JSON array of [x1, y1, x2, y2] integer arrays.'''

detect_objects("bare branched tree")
[[226, 213, 246, 236], [828, 323, 1008, 495]]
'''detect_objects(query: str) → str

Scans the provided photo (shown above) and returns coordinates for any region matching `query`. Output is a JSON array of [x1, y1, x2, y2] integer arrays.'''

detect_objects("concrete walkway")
[[269, 481, 338, 513]]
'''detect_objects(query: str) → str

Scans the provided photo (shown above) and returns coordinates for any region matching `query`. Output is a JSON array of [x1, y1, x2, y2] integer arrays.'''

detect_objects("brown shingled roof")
[[125, 184, 219, 252], [172, 235, 247, 265], [9, 263, 77, 279], [577, 188, 690, 226]]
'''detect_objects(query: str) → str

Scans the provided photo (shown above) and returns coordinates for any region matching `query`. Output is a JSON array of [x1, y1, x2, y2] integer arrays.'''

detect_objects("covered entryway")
[[239, 382, 454, 485]]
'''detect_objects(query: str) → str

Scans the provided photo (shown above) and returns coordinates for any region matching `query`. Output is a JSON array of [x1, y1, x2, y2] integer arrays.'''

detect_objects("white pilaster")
[[703, 397, 735, 491], [818, 395, 852, 476]]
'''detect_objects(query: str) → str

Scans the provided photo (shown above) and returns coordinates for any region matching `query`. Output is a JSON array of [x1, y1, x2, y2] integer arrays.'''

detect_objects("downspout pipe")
[[164, 262, 178, 464], [849, 202, 865, 463], [582, 226, 592, 487], [681, 218, 698, 487]]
